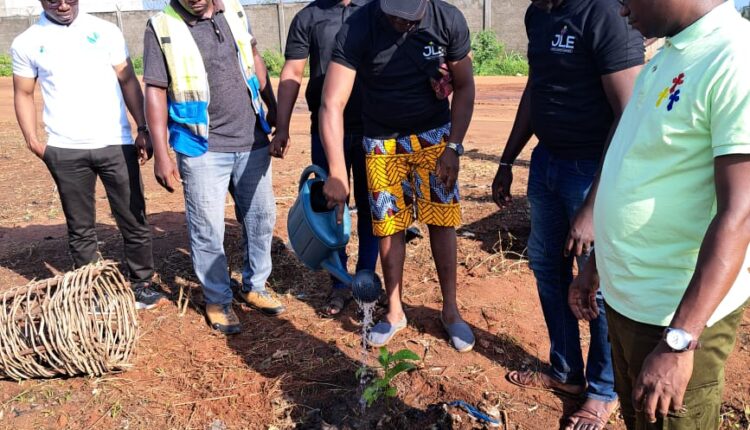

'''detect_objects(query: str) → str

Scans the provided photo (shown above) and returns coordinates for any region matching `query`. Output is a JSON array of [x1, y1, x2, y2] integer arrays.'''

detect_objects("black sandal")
[[323, 288, 352, 318]]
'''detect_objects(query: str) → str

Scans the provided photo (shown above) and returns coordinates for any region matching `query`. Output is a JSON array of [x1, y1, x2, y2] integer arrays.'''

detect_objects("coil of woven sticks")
[[0, 261, 139, 380]]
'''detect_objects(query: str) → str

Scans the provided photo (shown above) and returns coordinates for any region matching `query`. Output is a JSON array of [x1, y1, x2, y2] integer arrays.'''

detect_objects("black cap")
[[380, 0, 428, 21]]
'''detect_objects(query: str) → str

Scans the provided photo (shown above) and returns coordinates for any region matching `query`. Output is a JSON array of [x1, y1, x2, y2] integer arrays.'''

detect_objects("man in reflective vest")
[[144, 0, 284, 335]]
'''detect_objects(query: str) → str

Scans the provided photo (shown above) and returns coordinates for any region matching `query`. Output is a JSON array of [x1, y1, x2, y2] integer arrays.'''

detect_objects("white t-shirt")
[[11, 12, 133, 149]]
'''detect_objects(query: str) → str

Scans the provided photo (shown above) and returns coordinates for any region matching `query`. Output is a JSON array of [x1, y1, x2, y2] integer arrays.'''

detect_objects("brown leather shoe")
[[239, 291, 285, 316], [205, 303, 241, 335]]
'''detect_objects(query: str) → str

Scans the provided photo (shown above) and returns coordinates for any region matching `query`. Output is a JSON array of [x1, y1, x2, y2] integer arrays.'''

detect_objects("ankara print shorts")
[[363, 123, 461, 237]]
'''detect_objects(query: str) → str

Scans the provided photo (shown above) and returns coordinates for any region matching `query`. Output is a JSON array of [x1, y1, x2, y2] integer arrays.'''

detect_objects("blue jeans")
[[311, 133, 379, 290], [526, 144, 616, 402], [177, 148, 276, 305]]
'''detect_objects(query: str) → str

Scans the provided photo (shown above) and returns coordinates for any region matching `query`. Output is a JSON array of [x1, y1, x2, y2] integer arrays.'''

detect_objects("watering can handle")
[[298, 165, 329, 191]]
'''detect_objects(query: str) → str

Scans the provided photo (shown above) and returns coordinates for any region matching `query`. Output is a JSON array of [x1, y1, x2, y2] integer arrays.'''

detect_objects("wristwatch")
[[663, 328, 700, 352], [137, 124, 150, 135], [446, 142, 464, 156]]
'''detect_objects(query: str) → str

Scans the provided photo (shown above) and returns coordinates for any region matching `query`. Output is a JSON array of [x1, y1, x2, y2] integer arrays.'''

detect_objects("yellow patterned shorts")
[[363, 123, 461, 237]]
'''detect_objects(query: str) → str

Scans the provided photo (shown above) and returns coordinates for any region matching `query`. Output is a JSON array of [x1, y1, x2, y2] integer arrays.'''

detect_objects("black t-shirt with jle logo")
[[332, 0, 471, 138], [525, 0, 644, 160], [284, 0, 370, 135]]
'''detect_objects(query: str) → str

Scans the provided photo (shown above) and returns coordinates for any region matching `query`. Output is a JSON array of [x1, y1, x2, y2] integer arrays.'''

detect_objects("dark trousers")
[[311, 132, 379, 290], [43, 145, 154, 283], [606, 302, 746, 430]]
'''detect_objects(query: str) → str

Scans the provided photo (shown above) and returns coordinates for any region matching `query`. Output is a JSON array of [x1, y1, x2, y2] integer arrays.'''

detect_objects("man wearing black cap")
[[320, 0, 476, 351]]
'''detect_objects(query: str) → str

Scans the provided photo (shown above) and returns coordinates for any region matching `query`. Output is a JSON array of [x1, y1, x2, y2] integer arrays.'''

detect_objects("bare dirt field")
[[0, 76, 748, 430]]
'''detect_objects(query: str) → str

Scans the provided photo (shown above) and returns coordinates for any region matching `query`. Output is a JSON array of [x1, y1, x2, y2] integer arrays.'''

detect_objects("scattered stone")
[[208, 419, 227, 430]]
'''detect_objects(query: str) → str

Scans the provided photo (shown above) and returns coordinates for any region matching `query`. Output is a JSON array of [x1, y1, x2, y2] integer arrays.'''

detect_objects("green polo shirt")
[[594, 1, 750, 327]]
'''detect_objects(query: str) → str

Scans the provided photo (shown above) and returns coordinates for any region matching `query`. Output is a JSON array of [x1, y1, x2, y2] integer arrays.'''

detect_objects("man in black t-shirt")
[[271, 0, 379, 317], [490, 0, 643, 428], [320, 0, 476, 352]]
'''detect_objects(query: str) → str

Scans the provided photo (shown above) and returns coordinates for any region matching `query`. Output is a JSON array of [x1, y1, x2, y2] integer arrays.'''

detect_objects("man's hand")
[[491, 164, 513, 208], [323, 174, 350, 225], [154, 156, 181, 193], [436, 147, 460, 190], [269, 130, 290, 159], [568, 257, 600, 321], [633, 342, 694, 423], [28, 139, 47, 159], [135, 131, 154, 165], [565, 203, 594, 257]]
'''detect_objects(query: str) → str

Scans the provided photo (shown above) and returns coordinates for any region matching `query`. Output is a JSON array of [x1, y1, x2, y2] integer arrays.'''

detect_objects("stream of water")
[[356, 300, 376, 414]]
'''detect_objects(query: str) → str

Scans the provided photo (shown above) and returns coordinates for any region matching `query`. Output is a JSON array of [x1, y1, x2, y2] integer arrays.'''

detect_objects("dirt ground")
[[0, 76, 748, 430]]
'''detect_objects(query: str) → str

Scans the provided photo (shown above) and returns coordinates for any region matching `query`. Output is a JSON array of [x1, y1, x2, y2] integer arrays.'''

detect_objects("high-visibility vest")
[[150, 0, 270, 156]]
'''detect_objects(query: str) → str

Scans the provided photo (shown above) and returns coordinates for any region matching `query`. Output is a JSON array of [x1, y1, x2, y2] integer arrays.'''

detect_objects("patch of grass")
[[261, 49, 309, 78], [131, 56, 143, 75], [262, 49, 285, 77], [471, 30, 528, 76], [0, 55, 12, 77]]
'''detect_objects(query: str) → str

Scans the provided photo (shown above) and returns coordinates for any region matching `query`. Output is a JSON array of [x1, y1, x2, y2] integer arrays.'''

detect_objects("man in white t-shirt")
[[11, 0, 167, 310]]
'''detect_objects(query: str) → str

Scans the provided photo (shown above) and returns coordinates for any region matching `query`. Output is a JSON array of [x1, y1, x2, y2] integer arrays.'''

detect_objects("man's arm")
[[564, 65, 641, 256], [491, 79, 533, 208], [145, 84, 181, 192], [634, 154, 750, 422], [13, 75, 46, 159], [436, 55, 474, 191], [320, 62, 356, 224], [269, 59, 306, 159], [252, 45, 277, 128], [114, 58, 152, 164]]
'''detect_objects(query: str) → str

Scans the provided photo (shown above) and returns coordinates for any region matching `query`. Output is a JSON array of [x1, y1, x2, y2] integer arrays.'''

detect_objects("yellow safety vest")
[[150, 0, 269, 156]]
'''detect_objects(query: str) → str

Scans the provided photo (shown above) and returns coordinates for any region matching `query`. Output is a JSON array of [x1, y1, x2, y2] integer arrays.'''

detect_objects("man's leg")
[[43, 147, 99, 268], [363, 135, 413, 346], [311, 132, 351, 314], [524, 145, 586, 390], [606, 302, 745, 430], [232, 148, 284, 316], [94, 145, 165, 310], [379, 230, 407, 323], [93, 145, 154, 283], [411, 125, 472, 351], [177, 152, 234, 306], [559, 158, 617, 428], [348, 135, 379, 273], [426, 225, 459, 322]]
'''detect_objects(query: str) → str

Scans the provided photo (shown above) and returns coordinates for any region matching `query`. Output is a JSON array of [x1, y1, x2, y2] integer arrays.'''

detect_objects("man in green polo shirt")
[[569, 0, 750, 428]]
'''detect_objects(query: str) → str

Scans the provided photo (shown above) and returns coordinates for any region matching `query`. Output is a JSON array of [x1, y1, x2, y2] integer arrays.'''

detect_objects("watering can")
[[287, 165, 383, 303]]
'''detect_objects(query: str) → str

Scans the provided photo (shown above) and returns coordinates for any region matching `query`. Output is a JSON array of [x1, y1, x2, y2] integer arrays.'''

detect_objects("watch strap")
[[686, 339, 701, 351], [446, 142, 463, 155]]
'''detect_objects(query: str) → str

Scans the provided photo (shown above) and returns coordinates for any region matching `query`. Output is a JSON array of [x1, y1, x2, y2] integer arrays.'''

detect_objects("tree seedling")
[[357, 347, 420, 407]]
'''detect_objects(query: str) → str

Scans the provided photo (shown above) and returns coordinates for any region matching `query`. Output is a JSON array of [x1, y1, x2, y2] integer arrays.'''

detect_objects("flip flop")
[[323, 288, 352, 318], [506, 370, 585, 398], [366, 317, 407, 347], [564, 399, 619, 430], [440, 316, 475, 352]]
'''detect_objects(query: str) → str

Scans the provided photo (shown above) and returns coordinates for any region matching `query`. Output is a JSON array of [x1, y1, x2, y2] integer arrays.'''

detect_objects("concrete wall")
[[1, 0, 529, 59], [492, 0, 527, 54]]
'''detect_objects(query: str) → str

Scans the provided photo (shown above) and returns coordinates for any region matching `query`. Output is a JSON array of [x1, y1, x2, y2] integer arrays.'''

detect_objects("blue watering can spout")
[[287, 165, 383, 304]]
